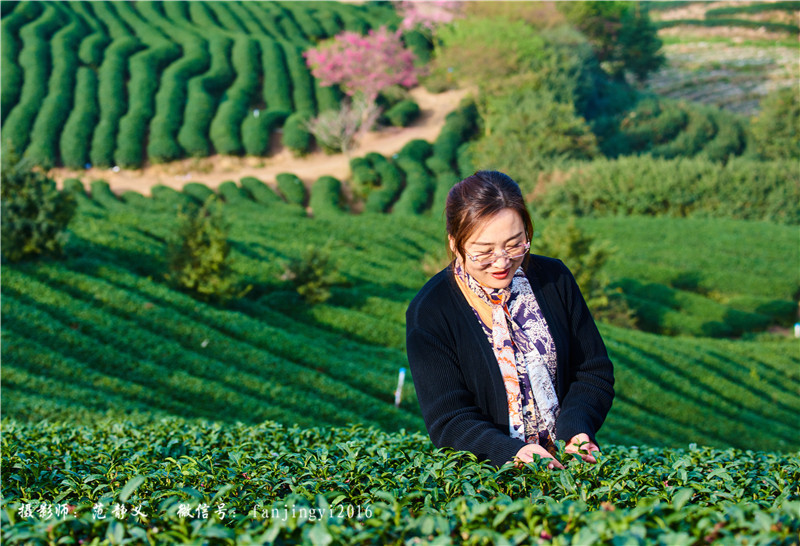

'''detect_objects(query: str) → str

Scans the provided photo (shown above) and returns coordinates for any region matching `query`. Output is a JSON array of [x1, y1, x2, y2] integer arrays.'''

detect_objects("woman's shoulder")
[[406, 264, 458, 325]]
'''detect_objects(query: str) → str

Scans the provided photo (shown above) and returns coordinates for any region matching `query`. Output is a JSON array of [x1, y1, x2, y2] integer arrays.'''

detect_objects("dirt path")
[[50, 86, 473, 197]]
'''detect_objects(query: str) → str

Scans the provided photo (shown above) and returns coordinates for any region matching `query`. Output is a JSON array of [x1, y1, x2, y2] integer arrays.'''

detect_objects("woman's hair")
[[445, 170, 533, 268]]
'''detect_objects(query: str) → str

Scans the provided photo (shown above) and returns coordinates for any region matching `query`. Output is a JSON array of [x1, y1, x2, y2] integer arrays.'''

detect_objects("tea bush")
[[534, 156, 799, 224], [276, 173, 308, 207], [1, 418, 797, 544]]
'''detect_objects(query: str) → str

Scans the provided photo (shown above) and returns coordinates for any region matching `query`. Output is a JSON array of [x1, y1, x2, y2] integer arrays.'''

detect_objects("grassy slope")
[[2, 192, 798, 452]]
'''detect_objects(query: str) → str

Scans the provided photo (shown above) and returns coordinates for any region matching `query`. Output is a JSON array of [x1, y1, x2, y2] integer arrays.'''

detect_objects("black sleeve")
[[406, 326, 526, 468], [552, 260, 616, 446]]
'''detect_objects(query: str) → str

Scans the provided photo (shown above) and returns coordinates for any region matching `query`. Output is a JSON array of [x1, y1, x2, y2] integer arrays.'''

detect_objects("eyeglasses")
[[465, 241, 530, 266]]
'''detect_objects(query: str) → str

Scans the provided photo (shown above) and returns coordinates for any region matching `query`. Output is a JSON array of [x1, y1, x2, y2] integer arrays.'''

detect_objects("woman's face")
[[451, 208, 527, 290]]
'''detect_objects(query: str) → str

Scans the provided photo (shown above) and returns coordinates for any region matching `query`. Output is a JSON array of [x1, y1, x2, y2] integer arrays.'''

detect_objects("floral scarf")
[[453, 259, 560, 451]]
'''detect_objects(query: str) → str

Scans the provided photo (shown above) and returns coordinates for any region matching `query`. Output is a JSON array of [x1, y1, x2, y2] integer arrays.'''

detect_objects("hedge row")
[[282, 112, 312, 155], [23, 10, 85, 168], [89, 37, 142, 167], [276, 173, 308, 207], [0, 1, 42, 124], [363, 153, 405, 214], [430, 100, 479, 174], [146, 3, 210, 164], [392, 140, 434, 215], [239, 2, 287, 40], [655, 18, 799, 35], [534, 156, 800, 224], [113, 2, 181, 168], [4, 0, 394, 166], [209, 36, 260, 156], [178, 35, 235, 157], [1, 3, 64, 153], [382, 99, 420, 127], [217, 180, 250, 205], [59, 68, 99, 169], [706, 1, 800, 17], [87, 1, 142, 168], [310, 175, 344, 217], [240, 176, 283, 207], [283, 43, 316, 114]]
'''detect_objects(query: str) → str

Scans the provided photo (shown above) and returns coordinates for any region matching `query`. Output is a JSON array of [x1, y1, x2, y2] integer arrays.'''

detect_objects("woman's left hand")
[[565, 433, 599, 463]]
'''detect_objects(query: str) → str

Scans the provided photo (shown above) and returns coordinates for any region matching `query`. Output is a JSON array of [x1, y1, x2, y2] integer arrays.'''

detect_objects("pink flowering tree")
[[304, 26, 418, 105], [303, 25, 419, 153], [396, 1, 462, 33]]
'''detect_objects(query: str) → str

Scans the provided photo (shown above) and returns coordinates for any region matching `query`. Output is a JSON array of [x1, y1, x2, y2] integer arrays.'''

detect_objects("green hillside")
[[3, 181, 798, 453], [3, 1, 799, 543]]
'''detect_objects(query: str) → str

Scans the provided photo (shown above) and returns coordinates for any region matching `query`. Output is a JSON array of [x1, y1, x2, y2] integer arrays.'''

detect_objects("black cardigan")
[[405, 255, 615, 468]]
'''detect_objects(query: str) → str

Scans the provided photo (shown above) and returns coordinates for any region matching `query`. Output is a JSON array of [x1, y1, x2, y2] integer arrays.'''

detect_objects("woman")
[[406, 171, 614, 469]]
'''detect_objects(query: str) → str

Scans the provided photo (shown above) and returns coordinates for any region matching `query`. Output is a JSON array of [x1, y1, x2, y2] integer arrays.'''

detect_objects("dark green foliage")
[[258, 38, 294, 111], [558, 1, 665, 81], [90, 35, 143, 168], [282, 112, 313, 155], [282, 245, 345, 305], [59, 68, 99, 169], [432, 100, 479, 172], [217, 181, 251, 205], [165, 195, 248, 304], [470, 88, 599, 178], [751, 87, 799, 160], [456, 142, 475, 179], [1, 4, 64, 154], [112, 2, 181, 168], [209, 36, 260, 156], [655, 18, 799, 35], [535, 156, 800, 224], [241, 110, 290, 157], [89, 180, 124, 210], [151, 184, 198, 211], [402, 29, 432, 65], [310, 175, 344, 217], [1, 419, 798, 544], [283, 43, 316, 114], [0, 0, 42, 124], [276, 172, 308, 207], [707, 1, 800, 17], [146, 4, 210, 164], [363, 154, 404, 213], [178, 35, 235, 157], [382, 99, 421, 127], [349, 157, 378, 198], [182, 182, 215, 203], [240, 176, 283, 206], [393, 144, 434, 216], [0, 148, 76, 263]]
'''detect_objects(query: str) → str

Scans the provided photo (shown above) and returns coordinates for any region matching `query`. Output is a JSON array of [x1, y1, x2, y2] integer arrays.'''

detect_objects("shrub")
[[310, 175, 344, 217], [1, 147, 76, 263], [165, 194, 249, 304], [382, 99, 421, 127], [276, 173, 308, 206], [217, 181, 250, 205], [281, 244, 345, 305], [241, 110, 290, 157], [90, 37, 142, 168], [349, 157, 378, 197], [182, 182, 215, 203], [751, 87, 799, 161], [2, 4, 63, 154], [304, 98, 380, 154], [60, 67, 99, 169], [240, 176, 283, 206], [363, 155, 404, 213], [470, 88, 599, 179], [209, 36, 260, 156], [258, 38, 293, 111], [178, 35, 235, 157], [282, 112, 313, 156], [535, 156, 800, 224]]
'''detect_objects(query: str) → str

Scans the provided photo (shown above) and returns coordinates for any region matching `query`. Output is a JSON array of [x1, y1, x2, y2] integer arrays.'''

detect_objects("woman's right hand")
[[513, 443, 564, 469]]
